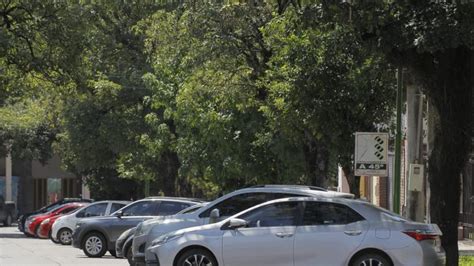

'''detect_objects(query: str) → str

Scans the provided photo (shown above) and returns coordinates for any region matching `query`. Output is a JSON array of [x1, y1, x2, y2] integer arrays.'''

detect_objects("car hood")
[[172, 221, 222, 236], [58, 212, 75, 222], [32, 213, 52, 221], [140, 215, 173, 227], [149, 215, 202, 237]]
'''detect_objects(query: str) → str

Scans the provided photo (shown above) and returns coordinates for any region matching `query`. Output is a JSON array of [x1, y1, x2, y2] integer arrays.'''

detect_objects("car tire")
[[126, 246, 136, 266], [351, 252, 392, 266], [82, 232, 107, 258], [49, 230, 60, 244], [176, 248, 217, 266], [58, 228, 73, 245], [3, 214, 12, 226]]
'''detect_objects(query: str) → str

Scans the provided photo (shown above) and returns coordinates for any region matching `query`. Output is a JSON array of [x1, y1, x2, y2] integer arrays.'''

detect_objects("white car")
[[146, 197, 445, 266], [51, 200, 129, 245]]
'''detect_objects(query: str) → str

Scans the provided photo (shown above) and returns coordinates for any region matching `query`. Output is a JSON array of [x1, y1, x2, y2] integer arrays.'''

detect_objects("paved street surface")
[[0, 226, 128, 266]]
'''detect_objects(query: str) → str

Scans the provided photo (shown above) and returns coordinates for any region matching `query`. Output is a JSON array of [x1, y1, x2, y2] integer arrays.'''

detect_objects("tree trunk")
[[303, 131, 329, 188], [342, 165, 360, 198], [157, 151, 181, 196], [411, 47, 473, 266]]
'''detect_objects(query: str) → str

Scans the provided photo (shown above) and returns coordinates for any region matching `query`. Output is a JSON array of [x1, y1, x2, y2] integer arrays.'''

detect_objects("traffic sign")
[[354, 132, 389, 176]]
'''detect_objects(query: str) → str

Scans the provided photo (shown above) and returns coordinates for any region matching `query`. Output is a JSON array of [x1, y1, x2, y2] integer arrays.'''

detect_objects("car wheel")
[[3, 214, 12, 226], [176, 248, 217, 266], [58, 228, 73, 245], [48, 230, 59, 244], [126, 246, 136, 266], [82, 232, 107, 258], [352, 252, 391, 266]]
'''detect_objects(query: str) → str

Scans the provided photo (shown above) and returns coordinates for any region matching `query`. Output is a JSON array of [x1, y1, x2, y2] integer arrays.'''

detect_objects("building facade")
[[0, 155, 85, 213]]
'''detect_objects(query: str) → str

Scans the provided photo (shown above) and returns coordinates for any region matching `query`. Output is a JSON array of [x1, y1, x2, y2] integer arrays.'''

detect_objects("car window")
[[238, 202, 301, 228], [78, 203, 108, 217], [200, 193, 270, 218], [110, 203, 126, 214], [302, 202, 364, 226], [157, 201, 192, 216], [178, 204, 203, 214], [122, 201, 158, 216]]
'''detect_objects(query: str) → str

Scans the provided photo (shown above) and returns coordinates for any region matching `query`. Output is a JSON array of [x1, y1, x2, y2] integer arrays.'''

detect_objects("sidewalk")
[[459, 239, 474, 256]]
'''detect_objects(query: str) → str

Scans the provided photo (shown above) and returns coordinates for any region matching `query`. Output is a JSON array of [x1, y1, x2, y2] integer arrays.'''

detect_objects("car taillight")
[[403, 230, 439, 241]]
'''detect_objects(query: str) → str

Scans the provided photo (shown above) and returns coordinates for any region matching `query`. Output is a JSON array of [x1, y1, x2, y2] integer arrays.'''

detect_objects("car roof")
[[91, 200, 131, 204], [224, 185, 354, 199], [249, 184, 327, 191], [138, 197, 205, 203]]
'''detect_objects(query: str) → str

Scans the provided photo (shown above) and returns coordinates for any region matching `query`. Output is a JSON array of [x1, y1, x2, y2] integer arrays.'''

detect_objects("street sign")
[[354, 132, 389, 177]]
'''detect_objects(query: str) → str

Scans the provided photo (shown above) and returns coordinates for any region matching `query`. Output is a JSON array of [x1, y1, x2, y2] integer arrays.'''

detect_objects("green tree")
[[284, 1, 473, 263], [0, 1, 177, 196], [263, 9, 396, 194], [354, 2, 473, 264]]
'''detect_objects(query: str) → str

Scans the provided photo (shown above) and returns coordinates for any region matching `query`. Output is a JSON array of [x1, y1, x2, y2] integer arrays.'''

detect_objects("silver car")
[[145, 197, 445, 266], [132, 185, 353, 264]]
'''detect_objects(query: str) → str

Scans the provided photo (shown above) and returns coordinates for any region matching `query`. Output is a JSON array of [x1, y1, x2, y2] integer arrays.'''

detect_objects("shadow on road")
[[75, 255, 119, 260], [0, 232, 27, 239]]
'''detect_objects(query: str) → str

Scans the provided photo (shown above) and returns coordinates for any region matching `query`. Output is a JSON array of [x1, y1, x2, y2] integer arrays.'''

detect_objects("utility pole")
[[5, 145, 12, 202], [406, 76, 426, 222], [144, 180, 150, 197], [393, 66, 403, 214]]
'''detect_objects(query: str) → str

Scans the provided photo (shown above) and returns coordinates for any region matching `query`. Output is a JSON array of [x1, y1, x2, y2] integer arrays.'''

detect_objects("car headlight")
[[136, 222, 155, 237], [150, 232, 184, 247], [41, 218, 50, 225]]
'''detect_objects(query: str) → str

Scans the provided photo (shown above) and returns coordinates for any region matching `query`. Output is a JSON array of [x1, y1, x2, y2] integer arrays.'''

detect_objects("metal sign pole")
[[5, 149, 12, 201], [393, 66, 403, 214]]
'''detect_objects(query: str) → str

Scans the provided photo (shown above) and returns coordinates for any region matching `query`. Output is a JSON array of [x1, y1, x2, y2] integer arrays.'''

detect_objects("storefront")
[[0, 155, 86, 213]]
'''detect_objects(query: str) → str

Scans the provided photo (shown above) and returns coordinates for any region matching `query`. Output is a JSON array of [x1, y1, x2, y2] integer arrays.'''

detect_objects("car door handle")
[[344, 230, 362, 236], [275, 232, 293, 238]]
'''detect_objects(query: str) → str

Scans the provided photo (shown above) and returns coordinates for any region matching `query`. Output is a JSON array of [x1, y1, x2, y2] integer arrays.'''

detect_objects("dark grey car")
[[71, 197, 203, 258]]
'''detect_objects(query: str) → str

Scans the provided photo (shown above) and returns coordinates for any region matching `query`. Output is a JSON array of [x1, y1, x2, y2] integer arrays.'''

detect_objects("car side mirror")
[[76, 212, 85, 218], [209, 209, 220, 224], [228, 218, 248, 229], [114, 210, 123, 218]]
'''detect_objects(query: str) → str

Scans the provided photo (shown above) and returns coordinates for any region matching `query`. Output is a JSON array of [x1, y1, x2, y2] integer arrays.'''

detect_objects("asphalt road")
[[0, 226, 128, 266]]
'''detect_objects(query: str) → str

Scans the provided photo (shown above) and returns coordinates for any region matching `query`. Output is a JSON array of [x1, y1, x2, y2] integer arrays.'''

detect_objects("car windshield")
[[178, 203, 207, 214], [360, 202, 408, 222], [41, 202, 61, 213], [46, 204, 65, 214]]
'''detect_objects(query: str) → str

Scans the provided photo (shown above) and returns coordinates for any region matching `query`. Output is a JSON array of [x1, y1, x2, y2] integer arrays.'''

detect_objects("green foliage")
[[459, 256, 474, 266], [262, 7, 396, 187], [0, 0, 398, 198], [1, 0, 471, 264]]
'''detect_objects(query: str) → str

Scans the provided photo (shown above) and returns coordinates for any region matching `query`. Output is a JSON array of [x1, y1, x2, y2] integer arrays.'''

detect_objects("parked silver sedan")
[[145, 197, 445, 266]]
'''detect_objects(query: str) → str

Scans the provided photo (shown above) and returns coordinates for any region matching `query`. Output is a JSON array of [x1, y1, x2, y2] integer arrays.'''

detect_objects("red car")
[[37, 203, 84, 240], [25, 202, 88, 237]]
